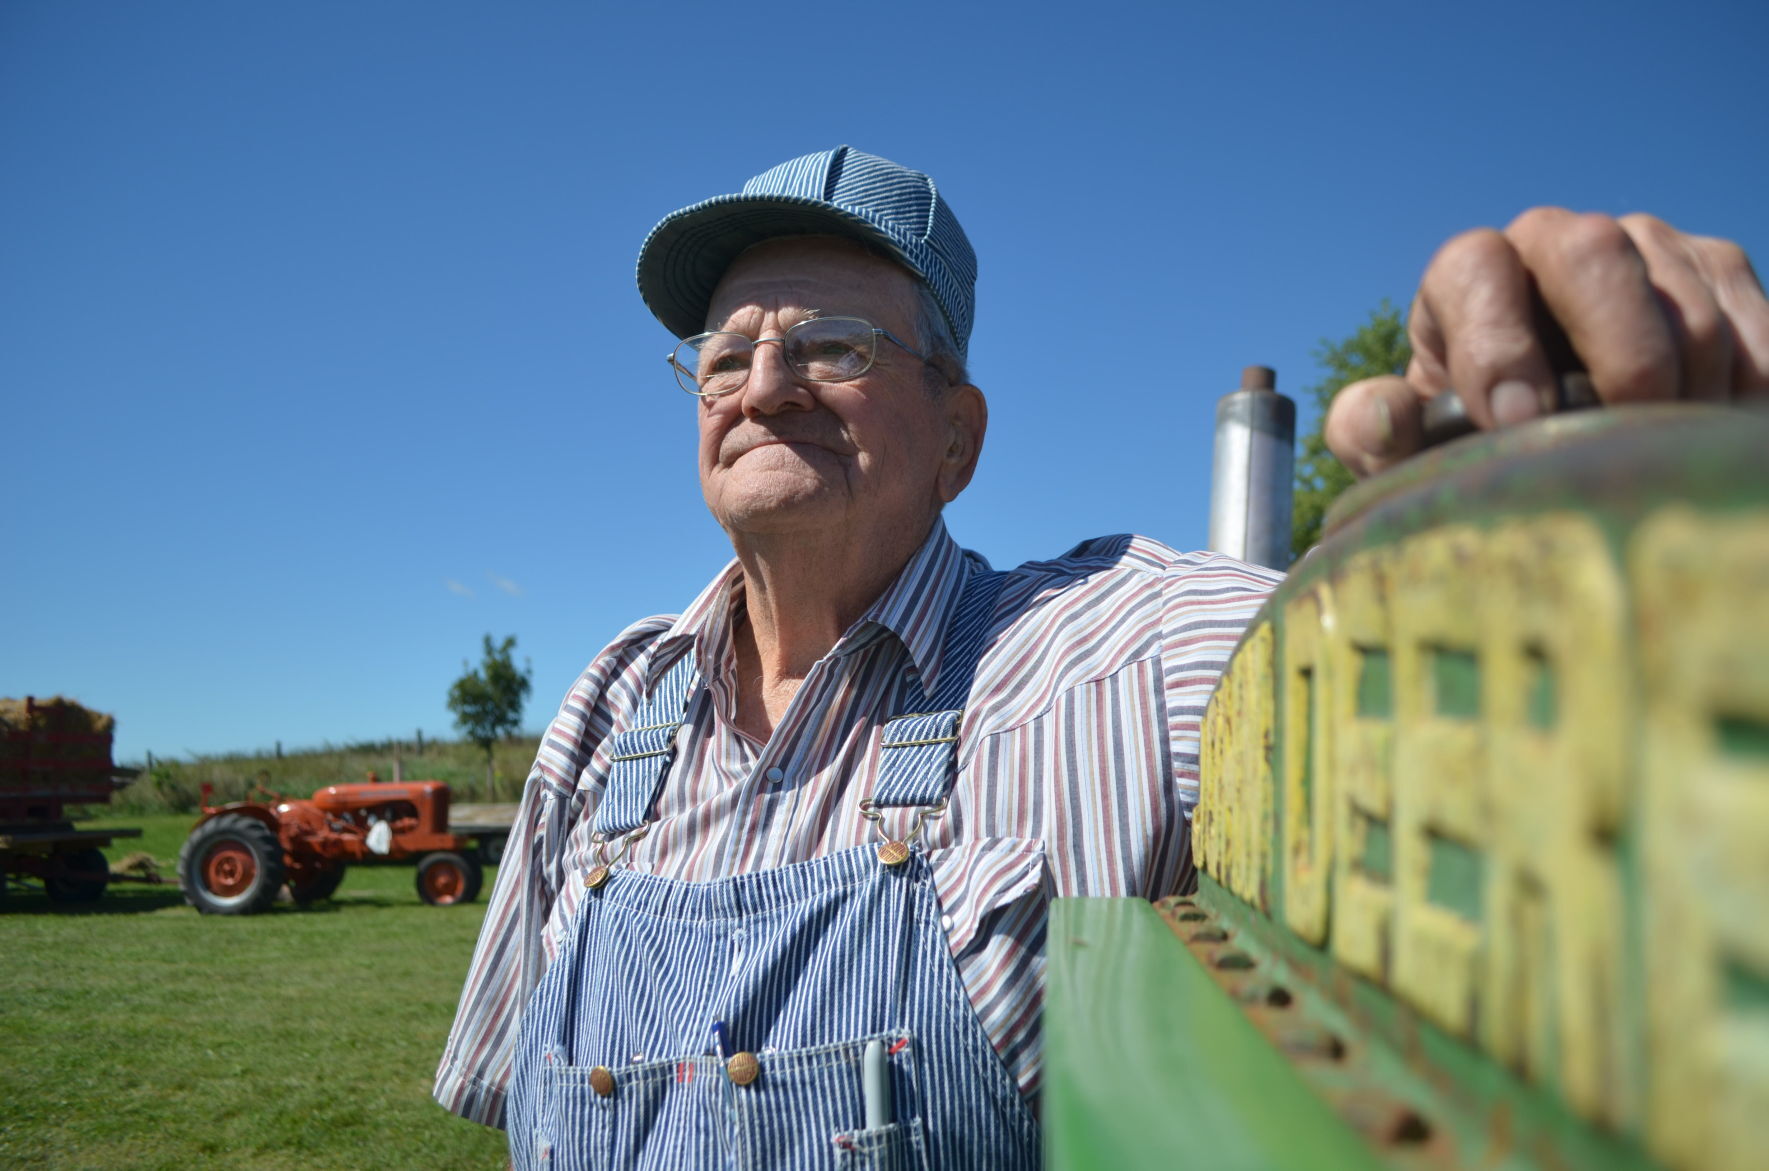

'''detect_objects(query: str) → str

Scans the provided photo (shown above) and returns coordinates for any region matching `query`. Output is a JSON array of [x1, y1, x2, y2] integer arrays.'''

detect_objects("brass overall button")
[[876, 840, 910, 867], [726, 1052, 760, 1086], [584, 864, 610, 890], [588, 1066, 615, 1097]]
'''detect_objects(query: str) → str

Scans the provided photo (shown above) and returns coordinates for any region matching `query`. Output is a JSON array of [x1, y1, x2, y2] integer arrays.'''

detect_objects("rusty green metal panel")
[[1044, 897, 1383, 1170], [1185, 403, 1769, 1170], [1180, 878, 1662, 1170], [1049, 407, 1769, 1168]]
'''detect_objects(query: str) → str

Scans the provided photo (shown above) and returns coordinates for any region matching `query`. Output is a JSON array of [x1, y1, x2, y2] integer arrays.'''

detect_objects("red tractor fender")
[[193, 783, 282, 834]]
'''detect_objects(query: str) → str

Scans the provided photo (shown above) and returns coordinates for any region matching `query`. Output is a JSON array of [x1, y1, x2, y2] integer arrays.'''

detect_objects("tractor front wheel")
[[179, 815, 286, 915], [416, 851, 483, 906]]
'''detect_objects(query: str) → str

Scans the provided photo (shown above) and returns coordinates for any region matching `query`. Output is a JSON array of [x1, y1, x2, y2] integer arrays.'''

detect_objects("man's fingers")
[[1403, 296, 1450, 396], [1413, 228, 1559, 429], [1325, 375, 1425, 479], [1370, 210, 1764, 481], [1686, 233, 1769, 395], [1505, 208, 1681, 406], [1618, 214, 1734, 400]]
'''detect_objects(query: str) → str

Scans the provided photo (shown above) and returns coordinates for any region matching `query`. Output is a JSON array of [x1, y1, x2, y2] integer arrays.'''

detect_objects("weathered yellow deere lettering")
[[1329, 547, 1398, 985], [1391, 525, 1487, 1037], [1479, 515, 1629, 1126], [1224, 621, 1275, 909], [1211, 512, 1642, 1114], [1045, 405, 1769, 1171], [1635, 508, 1769, 1171], [1194, 683, 1219, 875], [1281, 585, 1331, 944]]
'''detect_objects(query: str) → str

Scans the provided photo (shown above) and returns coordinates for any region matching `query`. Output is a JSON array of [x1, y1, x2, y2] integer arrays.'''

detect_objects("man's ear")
[[937, 384, 987, 503]]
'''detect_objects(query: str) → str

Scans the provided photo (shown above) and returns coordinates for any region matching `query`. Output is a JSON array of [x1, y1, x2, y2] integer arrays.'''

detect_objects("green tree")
[[447, 634, 533, 801], [1291, 300, 1413, 557]]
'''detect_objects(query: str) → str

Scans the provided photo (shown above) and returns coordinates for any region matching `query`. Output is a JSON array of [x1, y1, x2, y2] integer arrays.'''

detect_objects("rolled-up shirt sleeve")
[[431, 766, 561, 1127], [433, 617, 673, 1128]]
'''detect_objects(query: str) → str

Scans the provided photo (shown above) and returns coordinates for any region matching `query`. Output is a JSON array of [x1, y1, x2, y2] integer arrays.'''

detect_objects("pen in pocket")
[[862, 1039, 891, 1130]]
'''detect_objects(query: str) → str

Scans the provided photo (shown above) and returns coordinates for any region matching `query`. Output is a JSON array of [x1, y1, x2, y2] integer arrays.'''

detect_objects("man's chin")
[[707, 479, 846, 537]]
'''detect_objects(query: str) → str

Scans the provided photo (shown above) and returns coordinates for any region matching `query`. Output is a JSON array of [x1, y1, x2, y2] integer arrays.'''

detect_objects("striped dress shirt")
[[435, 522, 1280, 1128]]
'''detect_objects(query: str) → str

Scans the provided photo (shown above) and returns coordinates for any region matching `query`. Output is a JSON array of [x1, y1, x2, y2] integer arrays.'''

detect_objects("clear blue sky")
[[4, 1, 1764, 764]]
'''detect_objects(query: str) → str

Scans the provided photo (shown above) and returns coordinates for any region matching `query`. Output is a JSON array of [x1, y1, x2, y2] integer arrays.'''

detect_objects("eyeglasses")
[[667, 316, 931, 397]]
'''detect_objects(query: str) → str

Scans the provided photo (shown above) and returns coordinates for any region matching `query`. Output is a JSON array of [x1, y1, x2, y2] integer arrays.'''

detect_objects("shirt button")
[[940, 913, 954, 932], [589, 1066, 615, 1097], [763, 766, 785, 785]]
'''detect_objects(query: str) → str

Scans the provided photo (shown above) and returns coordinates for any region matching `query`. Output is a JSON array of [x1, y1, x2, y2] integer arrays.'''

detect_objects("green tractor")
[[1046, 405, 1769, 1171]]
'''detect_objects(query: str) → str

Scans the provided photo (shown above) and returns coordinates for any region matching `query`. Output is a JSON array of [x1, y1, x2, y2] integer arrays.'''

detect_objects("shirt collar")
[[641, 519, 982, 699], [847, 519, 977, 695]]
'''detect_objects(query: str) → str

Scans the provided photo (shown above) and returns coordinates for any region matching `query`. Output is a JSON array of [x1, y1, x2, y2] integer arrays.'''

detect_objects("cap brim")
[[636, 195, 921, 340]]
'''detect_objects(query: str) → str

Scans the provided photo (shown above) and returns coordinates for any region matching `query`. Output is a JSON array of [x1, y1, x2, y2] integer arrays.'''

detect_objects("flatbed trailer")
[[1, 696, 141, 903], [448, 801, 517, 864]]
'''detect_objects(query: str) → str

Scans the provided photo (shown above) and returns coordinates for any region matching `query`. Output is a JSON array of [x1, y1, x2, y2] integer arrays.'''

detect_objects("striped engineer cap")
[[636, 146, 978, 358]]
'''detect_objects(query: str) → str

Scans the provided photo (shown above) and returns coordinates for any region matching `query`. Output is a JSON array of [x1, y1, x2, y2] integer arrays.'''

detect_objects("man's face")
[[695, 237, 979, 547]]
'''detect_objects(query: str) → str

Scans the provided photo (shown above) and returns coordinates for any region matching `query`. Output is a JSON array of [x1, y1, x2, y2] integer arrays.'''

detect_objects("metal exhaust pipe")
[[1208, 365, 1296, 570]]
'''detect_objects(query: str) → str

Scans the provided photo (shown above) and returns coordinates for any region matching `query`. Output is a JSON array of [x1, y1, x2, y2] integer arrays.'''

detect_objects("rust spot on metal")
[[1336, 1090, 1437, 1149], [1153, 894, 1468, 1166], [1234, 981, 1294, 1008], [1274, 1024, 1347, 1062]]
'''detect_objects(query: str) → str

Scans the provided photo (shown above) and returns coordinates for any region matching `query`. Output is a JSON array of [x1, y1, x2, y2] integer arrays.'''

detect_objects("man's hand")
[[1325, 210, 1769, 478]]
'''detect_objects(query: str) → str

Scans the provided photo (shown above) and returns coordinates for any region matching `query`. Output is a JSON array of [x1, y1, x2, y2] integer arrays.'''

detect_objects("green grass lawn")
[[1, 815, 511, 1170]]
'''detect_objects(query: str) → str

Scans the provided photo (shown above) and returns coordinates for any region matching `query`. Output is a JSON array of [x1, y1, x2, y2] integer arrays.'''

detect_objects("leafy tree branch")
[[1291, 300, 1412, 557], [447, 634, 533, 800]]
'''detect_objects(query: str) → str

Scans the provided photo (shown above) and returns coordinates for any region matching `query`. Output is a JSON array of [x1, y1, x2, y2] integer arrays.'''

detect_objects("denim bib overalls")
[[506, 570, 1042, 1169]]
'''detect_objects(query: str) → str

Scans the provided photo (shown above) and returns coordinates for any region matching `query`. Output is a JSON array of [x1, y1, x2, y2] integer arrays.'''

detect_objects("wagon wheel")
[[177, 814, 286, 915], [416, 851, 483, 906], [44, 846, 110, 904]]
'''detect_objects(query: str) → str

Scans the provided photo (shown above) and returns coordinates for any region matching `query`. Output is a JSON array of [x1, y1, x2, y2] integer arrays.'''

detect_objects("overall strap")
[[872, 567, 1007, 807], [593, 649, 701, 838]]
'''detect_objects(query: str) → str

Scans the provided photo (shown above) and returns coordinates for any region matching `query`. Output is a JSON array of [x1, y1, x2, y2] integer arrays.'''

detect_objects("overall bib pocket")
[[726, 1031, 929, 1171], [540, 1030, 929, 1170], [546, 1053, 725, 1171], [831, 1120, 930, 1171]]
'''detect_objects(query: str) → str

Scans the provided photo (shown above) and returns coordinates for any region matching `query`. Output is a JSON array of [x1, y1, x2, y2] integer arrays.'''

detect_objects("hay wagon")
[[0, 696, 141, 903], [1044, 403, 1769, 1171]]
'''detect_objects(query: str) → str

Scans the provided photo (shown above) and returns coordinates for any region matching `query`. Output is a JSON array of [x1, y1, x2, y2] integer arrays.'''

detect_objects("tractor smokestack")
[[1208, 365, 1295, 570]]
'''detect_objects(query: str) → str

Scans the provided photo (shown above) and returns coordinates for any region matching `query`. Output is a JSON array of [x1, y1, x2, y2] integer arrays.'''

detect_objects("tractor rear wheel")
[[179, 815, 285, 915], [45, 847, 110, 903], [290, 862, 346, 906], [416, 851, 483, 906]]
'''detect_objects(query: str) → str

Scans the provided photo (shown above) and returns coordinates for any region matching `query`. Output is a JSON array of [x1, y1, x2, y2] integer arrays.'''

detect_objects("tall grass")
[[113, 736, 543, 815]]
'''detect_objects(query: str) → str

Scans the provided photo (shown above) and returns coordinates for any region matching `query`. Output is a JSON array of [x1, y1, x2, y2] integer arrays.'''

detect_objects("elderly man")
[[437, 146, 1766, 1169]]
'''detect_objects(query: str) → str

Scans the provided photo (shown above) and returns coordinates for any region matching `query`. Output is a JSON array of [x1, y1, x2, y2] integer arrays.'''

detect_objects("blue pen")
[[711, 1020, 732, 1060]]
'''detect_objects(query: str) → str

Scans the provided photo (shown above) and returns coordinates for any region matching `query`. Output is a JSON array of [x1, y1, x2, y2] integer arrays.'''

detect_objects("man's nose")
[[738, 339, 815, 417]]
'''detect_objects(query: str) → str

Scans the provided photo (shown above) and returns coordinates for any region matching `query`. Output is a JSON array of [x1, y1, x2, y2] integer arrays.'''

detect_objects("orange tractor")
[[177, 779, 486, 914]]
